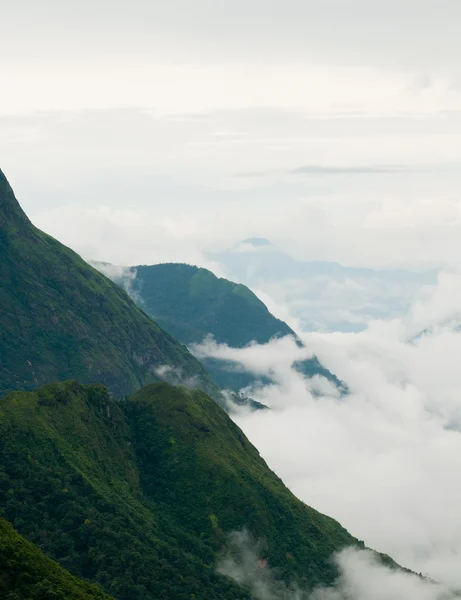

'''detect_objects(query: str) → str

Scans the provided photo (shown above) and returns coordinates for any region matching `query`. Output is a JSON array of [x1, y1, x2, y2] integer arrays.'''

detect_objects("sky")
[[4, 3, 461, 596], [2, 0, 461, 269]]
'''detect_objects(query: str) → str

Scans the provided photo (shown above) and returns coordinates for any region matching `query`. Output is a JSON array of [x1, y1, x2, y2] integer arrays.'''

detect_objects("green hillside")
[[0, 170, 218, 400], [102, 262, 341, 392], [127, 263, 294, 347], [0, 518, 113, 600], [0, 380, 365, 599]]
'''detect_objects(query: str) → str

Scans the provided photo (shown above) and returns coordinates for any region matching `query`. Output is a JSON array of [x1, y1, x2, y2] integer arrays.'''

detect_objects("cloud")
[[249, 274, 437, 333], [290, 165, 415, 175], [196, 274, 461, 587], [191, 334, 339, 402], [218, 529, 302, 600], [311, 547, 456, 600], [153, 364, 200, 390], [92, 262, 142, 304], [191, 334, 313, 377], [31, 202, 218, 268], [238, 163, 419, 179], [3, 106, 461, 274], [218, 530, 458, 600]]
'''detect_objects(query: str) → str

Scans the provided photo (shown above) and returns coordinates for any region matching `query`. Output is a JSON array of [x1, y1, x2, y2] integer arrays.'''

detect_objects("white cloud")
[[218, 530, 457, 600], [153, 364, 201, 390], [247, 276, 429, 333], [32, 203, 210, 267], [365, 198, 461, 230], [311, 548, 455, 600], [192, 274, 461, 587]]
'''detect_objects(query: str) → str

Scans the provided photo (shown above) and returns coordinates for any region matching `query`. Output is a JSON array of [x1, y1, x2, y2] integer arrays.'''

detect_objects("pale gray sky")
[[1, 0, 461, 268]]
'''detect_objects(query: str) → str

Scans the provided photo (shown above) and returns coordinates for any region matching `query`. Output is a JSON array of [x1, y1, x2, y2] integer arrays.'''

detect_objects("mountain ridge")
[[0, 170, 219, 401], [0, 169, 29, 226], [211, 238, 439, 282], [96, 261, 342, 392]]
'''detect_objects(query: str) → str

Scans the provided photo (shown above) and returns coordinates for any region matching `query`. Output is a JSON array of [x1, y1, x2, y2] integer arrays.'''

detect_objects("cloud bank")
[[193, 273, 461, 587], [218, 530, 457, 600]]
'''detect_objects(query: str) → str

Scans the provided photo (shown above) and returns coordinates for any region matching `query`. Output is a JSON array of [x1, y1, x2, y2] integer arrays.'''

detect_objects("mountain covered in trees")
[[97, 262, 341, 392], [0, 519, 114, 600], [0, 380, 371, 600], [0, 170, 218, 400]]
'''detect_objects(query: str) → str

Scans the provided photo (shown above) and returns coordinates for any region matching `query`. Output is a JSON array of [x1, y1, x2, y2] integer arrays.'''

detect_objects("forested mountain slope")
[[0, 519, 114, 600], [99, 262, 341, 392], [0, 170, 218, 400], [0, 380, 366, 599], [123, 263, 294, 347]]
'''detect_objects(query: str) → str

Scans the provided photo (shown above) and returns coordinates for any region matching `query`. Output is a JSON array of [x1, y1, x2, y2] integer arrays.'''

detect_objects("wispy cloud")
[[218, 530, 458, 600], [290, 164, 417, 175], [238, 163, 425, 179]]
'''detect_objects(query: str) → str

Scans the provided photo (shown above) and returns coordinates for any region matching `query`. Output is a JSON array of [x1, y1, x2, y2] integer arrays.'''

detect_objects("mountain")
[[210, 237, 437, 283], [96, 262, 341, 392], [0, 170, 218, 400], [208, 239, 439, 333], [121, 262, 293, 348], [0, 519, 114, 600], [0, 379, 373, 599], [240, 237, 273, 248]]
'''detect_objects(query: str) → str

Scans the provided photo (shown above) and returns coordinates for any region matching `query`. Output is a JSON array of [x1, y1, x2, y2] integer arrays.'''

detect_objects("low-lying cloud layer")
[[194, 272, 461, 587], [218, 530, 458, 600]]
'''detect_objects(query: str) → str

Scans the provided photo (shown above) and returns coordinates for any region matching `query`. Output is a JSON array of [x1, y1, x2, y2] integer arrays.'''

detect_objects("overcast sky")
[[2, 0, 461, 268]]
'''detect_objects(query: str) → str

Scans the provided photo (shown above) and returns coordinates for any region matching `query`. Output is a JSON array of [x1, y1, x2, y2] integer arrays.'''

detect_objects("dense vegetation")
[[0, 518, 113, 599], [126, 263, 294, 347], [103, 262, 341, 391], [0, 380, 363, 599], [0, 170, 218, 400]]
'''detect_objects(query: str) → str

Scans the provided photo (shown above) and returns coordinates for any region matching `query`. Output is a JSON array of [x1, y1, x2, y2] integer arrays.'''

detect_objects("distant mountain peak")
[[241, 237, 273, 247]]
